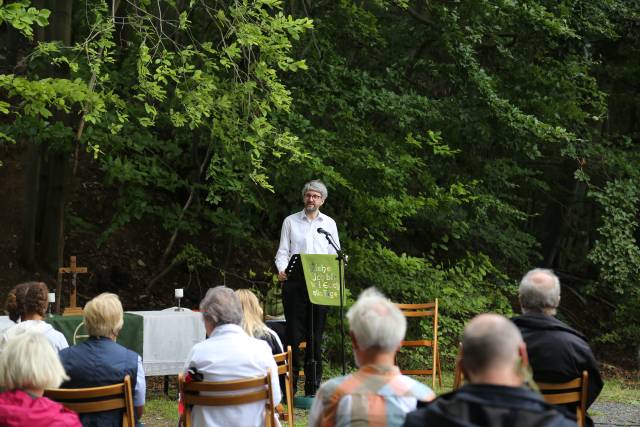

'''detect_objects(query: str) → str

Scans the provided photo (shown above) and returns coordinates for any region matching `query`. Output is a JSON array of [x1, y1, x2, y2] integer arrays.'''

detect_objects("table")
[[128, 309, 205, 376]]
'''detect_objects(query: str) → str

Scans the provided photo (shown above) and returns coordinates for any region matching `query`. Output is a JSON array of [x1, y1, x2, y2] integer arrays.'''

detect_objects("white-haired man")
[[309, 288, 435, 427], [512, 268, 603, 426], [275, 179, 340, 396], [183, 286, 280, 427], [404, 314, 574, 427]]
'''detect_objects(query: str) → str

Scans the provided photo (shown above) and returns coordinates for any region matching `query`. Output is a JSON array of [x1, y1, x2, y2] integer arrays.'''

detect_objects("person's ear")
[[349, 331, 359, 351], [518, 342, 529, 369]]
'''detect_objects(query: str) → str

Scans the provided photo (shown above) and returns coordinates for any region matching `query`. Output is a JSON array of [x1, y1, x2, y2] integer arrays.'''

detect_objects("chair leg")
[[436, 348, 443, 388]]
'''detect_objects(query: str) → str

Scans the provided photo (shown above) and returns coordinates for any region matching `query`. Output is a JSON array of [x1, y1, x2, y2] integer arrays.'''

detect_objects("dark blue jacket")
[[59, 337, 138, 427]]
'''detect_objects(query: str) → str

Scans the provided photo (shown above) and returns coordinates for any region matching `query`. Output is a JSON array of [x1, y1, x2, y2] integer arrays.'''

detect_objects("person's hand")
[[278, 271, 287, 282]]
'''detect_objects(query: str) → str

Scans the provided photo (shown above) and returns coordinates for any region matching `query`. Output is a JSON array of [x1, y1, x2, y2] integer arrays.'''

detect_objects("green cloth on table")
[[46, 312, 144, 356]]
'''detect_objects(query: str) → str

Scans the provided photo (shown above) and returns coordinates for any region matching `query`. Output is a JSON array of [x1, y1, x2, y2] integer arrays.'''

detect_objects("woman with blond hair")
[[59, 293, 145, 426], [235, 289, 283, 355], [0, 331, 81, 426], [1, 281, 68, 352]]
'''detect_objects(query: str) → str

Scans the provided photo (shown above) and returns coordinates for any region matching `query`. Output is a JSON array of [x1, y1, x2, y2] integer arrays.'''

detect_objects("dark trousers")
[[282, 279, 328, 396]]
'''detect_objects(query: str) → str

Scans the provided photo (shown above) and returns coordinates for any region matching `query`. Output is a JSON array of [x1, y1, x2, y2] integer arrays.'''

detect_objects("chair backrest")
[[179, 370, 276, 427], [538, 370, 589, 427], [45, 375, 135, 427], [395, 299, 441, 389], [452, 343, 464, 390], [273, 346, 294, 425]]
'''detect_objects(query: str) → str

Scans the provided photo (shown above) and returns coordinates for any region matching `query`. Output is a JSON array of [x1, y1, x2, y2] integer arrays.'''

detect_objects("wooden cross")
[[56, 256, 88, 316]]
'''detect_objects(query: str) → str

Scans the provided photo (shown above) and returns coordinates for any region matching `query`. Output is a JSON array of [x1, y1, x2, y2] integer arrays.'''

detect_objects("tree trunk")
[[20, 0, 73, 274]]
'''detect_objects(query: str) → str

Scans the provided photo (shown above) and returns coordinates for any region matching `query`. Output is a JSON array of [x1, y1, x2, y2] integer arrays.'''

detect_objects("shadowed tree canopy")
[[1, 0, 640, 361]]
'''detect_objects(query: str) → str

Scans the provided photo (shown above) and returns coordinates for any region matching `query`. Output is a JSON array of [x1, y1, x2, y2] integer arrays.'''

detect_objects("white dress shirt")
[[275, 210, 340, 273], [183, 324, 281, 427], [0, 320, 68, 352]]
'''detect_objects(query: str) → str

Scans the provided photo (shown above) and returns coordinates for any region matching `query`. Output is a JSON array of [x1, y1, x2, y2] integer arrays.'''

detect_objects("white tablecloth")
[[128, 309, 205, 376]]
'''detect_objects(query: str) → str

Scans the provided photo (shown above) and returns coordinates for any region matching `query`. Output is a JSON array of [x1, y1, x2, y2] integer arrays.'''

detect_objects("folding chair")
[[274, 346, 295, 425], [45, 375, 135, 427], [179, 370, 276, 427], [395, 299, 443, 389], [538, 370, 589, 427]]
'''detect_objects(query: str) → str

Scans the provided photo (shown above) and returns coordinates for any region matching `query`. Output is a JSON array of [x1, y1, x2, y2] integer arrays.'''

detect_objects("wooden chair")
[[45, 375, 135, 427], [452, 344, 464, 390], [179, 370, 276, 427], [395, 300, 443, 389], [274, 346, 294, 425], [538, 371, 589, 427]]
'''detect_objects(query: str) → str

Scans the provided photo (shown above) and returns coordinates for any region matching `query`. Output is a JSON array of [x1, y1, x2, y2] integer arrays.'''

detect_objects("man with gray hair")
[[404, 314, 574, 427], [512, 268, 603, 425], [309, 288, 434, 427], [183, 286, 280, 427], [275, 179, 340, 396]]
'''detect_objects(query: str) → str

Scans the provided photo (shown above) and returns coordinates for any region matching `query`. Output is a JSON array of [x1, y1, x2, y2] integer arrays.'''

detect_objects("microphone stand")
[[322, 233, 347, 376]]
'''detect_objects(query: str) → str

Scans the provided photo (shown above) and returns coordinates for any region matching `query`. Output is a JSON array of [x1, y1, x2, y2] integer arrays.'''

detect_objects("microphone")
[[317, 227, 331, 236]]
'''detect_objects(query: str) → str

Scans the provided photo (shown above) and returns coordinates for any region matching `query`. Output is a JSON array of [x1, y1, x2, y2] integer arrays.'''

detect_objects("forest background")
[[1, 0, 640, 367]]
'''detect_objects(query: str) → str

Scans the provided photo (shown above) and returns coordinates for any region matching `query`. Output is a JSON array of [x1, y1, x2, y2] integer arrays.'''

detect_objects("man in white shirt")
[[275, 179, 340, 396], [183, 286, 281, 427]]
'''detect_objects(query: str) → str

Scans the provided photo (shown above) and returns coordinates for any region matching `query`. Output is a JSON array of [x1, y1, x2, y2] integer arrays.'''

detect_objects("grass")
[[142, 370, 640, 426]]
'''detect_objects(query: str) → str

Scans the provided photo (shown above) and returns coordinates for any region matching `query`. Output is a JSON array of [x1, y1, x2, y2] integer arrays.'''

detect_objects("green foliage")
[[0, 0, 49, 39], [589, 180, 640, 290], [3, 0, 640, 363]]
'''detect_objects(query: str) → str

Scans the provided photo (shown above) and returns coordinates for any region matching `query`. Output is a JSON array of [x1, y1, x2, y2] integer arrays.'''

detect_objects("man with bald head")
[[403, 314, 574, 427], [512, 268, 602, 425]]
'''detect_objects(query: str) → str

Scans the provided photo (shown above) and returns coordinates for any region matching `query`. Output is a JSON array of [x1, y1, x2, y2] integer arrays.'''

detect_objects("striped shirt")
[[308, 365, 435, 427]]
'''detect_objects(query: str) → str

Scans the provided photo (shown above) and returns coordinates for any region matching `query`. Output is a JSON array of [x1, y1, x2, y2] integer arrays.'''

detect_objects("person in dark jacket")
[[512, 268, 603, 426], [403, 314, 574, 427], [59, 293, 145, 427]]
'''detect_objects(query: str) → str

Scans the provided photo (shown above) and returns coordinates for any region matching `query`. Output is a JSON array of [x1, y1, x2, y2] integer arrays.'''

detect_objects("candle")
[[175, 288, 184, 298], [48, 292, 56, 303]]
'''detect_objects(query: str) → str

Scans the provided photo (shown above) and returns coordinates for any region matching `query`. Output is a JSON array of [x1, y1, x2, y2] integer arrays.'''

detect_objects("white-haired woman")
[[0, 331, 81, 426], [235, 289, 283, 355]]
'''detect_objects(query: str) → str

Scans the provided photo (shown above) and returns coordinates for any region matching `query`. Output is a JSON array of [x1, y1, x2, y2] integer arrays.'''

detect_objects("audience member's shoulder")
[[315, 375, 349, 400], [390, 374, 435, 401]]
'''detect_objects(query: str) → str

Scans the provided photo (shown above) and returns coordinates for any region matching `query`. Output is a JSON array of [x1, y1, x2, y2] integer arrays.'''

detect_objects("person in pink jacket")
[[0, 331, 81, 427]]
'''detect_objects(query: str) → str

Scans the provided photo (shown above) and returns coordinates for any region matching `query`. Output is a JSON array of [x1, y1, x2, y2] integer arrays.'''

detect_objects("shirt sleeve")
[[275, 217, 292, 273], [329, 219, 340, 253], [134, 355, 146, 406]]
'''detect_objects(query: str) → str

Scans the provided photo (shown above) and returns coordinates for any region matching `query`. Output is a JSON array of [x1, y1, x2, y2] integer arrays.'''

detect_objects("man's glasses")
[[305, 193, 322, 200]]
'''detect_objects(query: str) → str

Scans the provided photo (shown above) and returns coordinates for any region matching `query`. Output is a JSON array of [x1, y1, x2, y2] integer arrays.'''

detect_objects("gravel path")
[[592, 402, 640, 426]]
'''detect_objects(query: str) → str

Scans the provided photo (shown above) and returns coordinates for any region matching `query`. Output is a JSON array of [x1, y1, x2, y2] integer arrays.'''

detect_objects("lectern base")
[[294, 396, 314, 409]]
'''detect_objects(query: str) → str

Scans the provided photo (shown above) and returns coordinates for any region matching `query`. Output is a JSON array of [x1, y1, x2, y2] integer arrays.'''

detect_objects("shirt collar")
[[358, 364, 400, 376], [297, 210, 325, 222], [209, 323, 245, 338]]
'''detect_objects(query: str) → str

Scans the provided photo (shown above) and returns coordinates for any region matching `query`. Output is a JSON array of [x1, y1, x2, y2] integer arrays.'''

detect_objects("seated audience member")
[[183, 286, 281, 427], [309, 288, 435, 427], [236, 289, 284, 355], [0, 331, 81, 427], [512, 268, 603, 425], [59, 293, 145, 427], [0, 281, 68, 352], [404, 314, 574, 427]]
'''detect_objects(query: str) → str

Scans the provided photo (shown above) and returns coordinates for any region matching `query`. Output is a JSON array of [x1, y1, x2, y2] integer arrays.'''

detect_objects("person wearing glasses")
[[275, 179, 340, 397]]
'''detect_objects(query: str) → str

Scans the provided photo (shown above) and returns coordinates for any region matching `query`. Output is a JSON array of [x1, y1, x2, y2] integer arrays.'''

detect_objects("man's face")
[[303, 190, 324, 213]]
